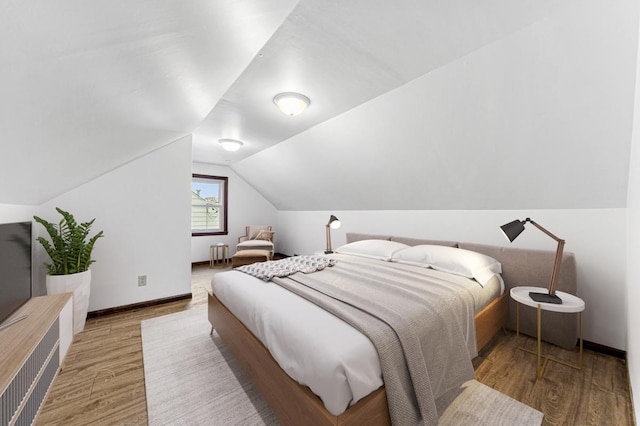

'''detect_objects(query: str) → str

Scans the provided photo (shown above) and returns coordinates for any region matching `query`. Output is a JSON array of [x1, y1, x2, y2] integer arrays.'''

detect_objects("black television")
[[0, 221, 32, 327]]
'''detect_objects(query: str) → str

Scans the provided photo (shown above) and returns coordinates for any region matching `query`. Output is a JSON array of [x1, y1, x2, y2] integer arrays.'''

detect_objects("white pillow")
[[391, 245, 502, 286], [334, 240, 409, 261]]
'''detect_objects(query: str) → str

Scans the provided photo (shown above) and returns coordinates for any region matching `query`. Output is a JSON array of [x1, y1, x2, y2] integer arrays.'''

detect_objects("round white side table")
[[510, 286, 585, 378], [209, 244, 229, 268]]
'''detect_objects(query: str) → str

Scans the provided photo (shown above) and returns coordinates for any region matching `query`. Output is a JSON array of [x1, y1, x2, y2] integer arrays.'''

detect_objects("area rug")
[[141, 308, 543, 426], [439, 380, 543, 425], [141, 308, 278, 425]]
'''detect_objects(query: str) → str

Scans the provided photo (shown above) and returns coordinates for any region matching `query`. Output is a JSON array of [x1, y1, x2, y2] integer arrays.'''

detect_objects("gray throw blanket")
[[236, 255, 336, 281], [271, 256, 477, 426]]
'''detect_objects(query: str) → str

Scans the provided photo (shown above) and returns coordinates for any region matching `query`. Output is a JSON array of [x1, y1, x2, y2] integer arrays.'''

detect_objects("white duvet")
[[211, 255, 501, 416]]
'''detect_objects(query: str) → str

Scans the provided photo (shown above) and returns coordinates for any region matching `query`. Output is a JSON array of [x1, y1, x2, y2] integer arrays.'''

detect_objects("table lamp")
[[325, 215, 341, 254], [500, 218, 565, 304]]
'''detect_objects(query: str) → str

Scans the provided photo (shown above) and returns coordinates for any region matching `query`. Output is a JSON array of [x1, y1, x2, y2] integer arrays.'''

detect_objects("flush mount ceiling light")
[[273, 92, 310, 116], [219, 139, 243, 152]]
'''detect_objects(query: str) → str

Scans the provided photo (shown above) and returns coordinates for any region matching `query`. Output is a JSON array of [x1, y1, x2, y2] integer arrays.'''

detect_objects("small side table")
[[510, 286, 585, 378], [210, 244, 229, 268]]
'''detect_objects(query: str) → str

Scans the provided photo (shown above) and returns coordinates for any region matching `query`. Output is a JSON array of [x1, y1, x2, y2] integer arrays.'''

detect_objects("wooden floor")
[[36, 264, 635, 425]]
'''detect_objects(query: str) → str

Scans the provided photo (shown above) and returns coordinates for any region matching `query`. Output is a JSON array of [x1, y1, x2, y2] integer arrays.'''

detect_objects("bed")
[[207, 233, 577, 425]]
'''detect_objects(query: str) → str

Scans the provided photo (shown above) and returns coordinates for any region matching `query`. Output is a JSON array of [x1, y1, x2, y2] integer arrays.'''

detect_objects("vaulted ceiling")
[[1, 0, 637, 210]]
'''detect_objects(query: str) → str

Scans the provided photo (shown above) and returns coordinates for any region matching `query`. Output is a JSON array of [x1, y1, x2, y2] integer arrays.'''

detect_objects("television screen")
[[0, 222, 32, 326]]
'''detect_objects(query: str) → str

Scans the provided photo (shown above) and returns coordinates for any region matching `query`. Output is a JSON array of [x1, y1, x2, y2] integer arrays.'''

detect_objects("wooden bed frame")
[[207, 232, 578, 424], [207, 288, 509, 425]]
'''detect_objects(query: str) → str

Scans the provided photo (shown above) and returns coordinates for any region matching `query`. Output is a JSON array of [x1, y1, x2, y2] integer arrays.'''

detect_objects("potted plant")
[[34, 208, 104, 333]]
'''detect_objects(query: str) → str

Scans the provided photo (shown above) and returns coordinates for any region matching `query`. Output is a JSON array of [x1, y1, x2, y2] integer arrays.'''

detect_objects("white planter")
[[46, 270, 91, 334]]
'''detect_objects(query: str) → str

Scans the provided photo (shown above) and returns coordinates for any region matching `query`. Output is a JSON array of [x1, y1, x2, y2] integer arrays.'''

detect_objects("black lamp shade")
[[500, 220, 526, 242]]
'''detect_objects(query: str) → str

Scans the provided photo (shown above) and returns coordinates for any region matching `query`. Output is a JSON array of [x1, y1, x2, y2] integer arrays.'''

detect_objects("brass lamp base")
[[529, 292, 563, 304]]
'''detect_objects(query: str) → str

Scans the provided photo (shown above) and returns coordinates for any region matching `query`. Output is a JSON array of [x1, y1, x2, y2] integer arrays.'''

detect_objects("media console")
[[0, 293, 73, 426]]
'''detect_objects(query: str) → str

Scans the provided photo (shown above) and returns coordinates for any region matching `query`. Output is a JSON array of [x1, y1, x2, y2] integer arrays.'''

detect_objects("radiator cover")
[[1, 319, 59, 426]]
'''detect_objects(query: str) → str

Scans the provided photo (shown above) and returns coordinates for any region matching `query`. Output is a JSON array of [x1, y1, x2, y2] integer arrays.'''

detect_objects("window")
[[192, 174, 228, 236]]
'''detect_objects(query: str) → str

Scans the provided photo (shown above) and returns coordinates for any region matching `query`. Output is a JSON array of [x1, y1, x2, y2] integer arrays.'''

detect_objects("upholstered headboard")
[[345, 233, 578, 349]]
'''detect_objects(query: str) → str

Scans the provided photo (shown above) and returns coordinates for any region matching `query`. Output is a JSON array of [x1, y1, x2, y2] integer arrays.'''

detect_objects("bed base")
[[207, 290, 508, 425]]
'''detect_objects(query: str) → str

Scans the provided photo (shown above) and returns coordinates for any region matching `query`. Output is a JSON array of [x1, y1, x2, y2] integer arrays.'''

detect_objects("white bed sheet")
[[211, 254, 502, 416]]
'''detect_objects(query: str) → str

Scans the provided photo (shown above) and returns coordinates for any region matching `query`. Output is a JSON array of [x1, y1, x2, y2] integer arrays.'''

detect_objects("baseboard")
[[192, 259, 232, 267], [85, 290, 626, 361], [87, 293, 192, 318], [192, 254, 287, 267], [583, 339, 626, 360]]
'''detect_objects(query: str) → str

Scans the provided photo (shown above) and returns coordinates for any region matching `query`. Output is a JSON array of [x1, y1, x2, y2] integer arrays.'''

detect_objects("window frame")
[[191, 174, 228, 236]]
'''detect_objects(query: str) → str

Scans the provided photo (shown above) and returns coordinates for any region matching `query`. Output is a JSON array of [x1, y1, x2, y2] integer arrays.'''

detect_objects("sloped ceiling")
[[232, 0, 639, 210], [1, 0, 637, 210], [0, 0, 298, 205]]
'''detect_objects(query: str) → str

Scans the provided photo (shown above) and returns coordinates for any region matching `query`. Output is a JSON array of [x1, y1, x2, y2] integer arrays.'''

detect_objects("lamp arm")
[[548, 239, 565, 295], [528, 219, 565, 295], [325, 224, 332, 253], [527, 219, 562, 242]]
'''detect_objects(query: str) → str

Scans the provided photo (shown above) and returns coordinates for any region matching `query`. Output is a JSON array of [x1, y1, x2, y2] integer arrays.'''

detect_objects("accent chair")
[[236, 225, 274, 258]]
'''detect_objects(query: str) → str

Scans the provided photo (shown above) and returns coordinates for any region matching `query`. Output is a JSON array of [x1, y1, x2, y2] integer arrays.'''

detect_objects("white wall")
[[35, 136, 192, 311], [627, 136, 640, 426], [0, 204, 37, 223], [626, 5, 640, 418], [277, 208, 626, 350], [191, 162, 278, 262]]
